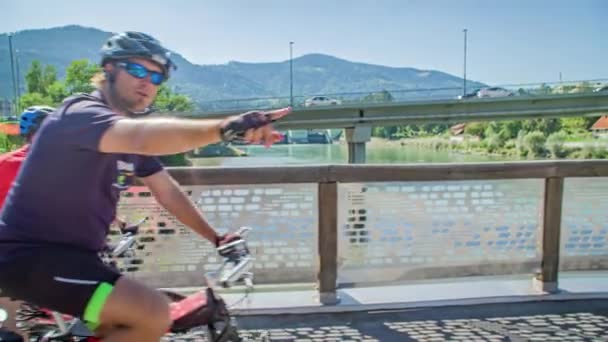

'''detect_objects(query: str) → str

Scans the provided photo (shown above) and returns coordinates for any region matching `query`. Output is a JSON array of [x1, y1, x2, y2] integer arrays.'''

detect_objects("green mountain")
[[1, 25, 484, 109]]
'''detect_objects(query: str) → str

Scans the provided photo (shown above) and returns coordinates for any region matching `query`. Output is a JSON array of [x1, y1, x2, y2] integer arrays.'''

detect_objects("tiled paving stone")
[[238, 325, 377, 342], [385, 312, 608, 341], [226, 300, 608, 342]]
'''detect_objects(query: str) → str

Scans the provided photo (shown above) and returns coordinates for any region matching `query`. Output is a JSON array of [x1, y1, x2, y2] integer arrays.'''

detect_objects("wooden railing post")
[[534, 177, 564, 293], [318, 181, 340, 304]]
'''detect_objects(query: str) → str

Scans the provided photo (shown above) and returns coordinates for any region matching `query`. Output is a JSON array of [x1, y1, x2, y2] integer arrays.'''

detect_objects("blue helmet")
[[19, 106, 54, 137]]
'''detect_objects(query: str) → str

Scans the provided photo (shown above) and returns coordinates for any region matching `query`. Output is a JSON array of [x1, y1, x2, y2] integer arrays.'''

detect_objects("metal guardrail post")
[[534, 177, 564, 293], [318, 181, 340, 304]]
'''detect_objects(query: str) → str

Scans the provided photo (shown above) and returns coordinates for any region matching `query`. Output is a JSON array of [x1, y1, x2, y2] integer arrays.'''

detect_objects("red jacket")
[[0, 145, 29, 210]]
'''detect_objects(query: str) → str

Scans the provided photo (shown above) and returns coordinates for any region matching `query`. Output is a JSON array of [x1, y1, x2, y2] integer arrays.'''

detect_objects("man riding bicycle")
[[0, 31, 289, 342]]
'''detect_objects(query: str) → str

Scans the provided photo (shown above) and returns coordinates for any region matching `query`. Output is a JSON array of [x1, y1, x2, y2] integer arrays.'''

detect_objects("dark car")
[[594, 85, 608, 93]]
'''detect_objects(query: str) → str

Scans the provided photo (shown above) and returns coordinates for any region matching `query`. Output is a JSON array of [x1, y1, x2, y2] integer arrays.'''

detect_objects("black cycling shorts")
[[0, 246, 121, 329]]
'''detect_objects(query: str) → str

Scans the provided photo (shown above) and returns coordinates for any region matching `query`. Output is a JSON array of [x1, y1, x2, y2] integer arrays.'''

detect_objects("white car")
[[304, 96, 342, 107], [476, 87, 514, 98], [458, 87, 513, 99]]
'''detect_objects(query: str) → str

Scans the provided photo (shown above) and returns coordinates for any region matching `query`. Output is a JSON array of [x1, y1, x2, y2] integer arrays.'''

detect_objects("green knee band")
[[84, 282, 114, 330]]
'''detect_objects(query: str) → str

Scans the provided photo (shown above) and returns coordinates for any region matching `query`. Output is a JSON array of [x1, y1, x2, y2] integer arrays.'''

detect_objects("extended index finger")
[[264, 106, 292, 122]]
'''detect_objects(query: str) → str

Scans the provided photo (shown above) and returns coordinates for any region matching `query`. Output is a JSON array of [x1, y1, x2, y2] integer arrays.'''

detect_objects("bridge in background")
[[181, 92, 608, 163], [190, 92, 608, 129], [189, 78, 608, 113]]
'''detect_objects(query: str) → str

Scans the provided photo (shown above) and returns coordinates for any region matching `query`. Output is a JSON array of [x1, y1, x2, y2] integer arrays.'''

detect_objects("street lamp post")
[[15, 49, 22, 100], [8, 33, 18, 114], [463, 29, 468, 97], [289, 41, 294, 107]]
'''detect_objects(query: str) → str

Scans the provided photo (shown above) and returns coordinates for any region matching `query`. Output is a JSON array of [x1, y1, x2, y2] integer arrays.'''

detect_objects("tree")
[[362, 90, 394, 103], [65, 59, 101, 94], [20, 61, 64, 110], [18, 92, 53, 111], [485, 132, 505, 152], [523, 131, 546, 158], [464, 122, 489, 138], [42, 65, 58, 92], [515, 130, 527, 157], [371, 126, 399, 139], [24, 61, 58, 97], [484, 121, 500, 137], [378, 90, 394, 102], [498, 120, 523, 140], [560, 117, 591, 134], [546, 132, 567, 159], [373, 125, 414, 139], [538, 118, 561, 136], [47, 81, 69, 105], [420, 123, 448, 135], [522, 118, 561, 136], [25, 61, 43, 94], [154, 85, 195, 112], [561, 117, 588, 132]]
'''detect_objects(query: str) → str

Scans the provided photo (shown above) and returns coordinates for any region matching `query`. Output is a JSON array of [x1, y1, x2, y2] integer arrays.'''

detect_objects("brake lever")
[[236, 226, 252, 237], [219, 255, 253, 288]]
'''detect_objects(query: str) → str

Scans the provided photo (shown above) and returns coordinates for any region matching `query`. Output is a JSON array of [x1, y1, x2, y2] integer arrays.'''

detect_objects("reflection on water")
[[190, 143, 504, 167]]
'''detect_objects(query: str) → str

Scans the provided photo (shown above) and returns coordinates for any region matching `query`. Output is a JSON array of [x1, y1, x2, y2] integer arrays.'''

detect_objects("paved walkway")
[[237, 299, 608, 341], [164, 272, 608, 341]]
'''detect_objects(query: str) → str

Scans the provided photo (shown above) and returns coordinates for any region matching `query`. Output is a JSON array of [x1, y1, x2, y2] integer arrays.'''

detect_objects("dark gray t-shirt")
[[0, 91, 163, 255]]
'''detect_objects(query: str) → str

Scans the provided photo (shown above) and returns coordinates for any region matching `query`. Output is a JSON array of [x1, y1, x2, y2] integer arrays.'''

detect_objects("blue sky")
[[1, 0, 606, 85]]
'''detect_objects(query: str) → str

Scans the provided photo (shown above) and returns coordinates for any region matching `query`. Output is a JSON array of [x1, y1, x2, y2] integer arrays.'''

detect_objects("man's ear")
[[104, 63, 117, 83], [104, 62, 115, 73]]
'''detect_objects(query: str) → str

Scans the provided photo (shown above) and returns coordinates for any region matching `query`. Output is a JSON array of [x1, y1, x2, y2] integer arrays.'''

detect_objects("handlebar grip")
[[217, 238, 248, 257]]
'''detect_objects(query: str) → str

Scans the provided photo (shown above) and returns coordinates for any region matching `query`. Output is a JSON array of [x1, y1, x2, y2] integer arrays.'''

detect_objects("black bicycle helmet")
[[100, 31, 177, 78]]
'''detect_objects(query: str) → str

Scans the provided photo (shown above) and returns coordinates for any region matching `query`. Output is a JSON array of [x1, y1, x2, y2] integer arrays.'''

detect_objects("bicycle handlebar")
[[108, 223, 256, 288], [212, 227, 255, 289]]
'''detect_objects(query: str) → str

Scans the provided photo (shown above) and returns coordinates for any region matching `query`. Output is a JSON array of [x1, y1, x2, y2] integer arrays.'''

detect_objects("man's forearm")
[[100, 117, 224, 155], [133, 118, 223, 155]]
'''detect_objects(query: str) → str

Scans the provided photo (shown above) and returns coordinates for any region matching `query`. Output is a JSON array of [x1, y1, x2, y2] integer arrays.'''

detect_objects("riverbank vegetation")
[[372, 116, 606, 160], [369, 82, 607, 159]]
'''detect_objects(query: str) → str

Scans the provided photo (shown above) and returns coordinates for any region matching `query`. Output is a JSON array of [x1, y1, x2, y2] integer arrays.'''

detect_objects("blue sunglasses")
[[116, 61, 165, 85]]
